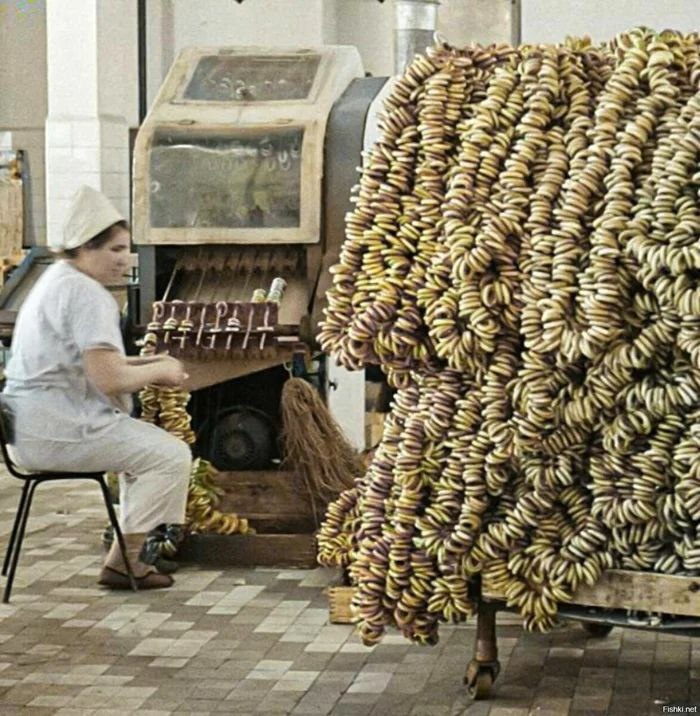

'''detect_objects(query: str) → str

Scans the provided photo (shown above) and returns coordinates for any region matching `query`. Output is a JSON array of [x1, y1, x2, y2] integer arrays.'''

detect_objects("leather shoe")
[[98, 566, 174, 590]]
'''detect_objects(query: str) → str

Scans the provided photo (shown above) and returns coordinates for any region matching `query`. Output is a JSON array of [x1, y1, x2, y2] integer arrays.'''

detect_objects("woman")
[[2, 185, 191, 590]]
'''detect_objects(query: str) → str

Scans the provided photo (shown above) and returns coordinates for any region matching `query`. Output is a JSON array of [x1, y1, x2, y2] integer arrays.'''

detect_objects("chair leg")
[[3, 479, 39, 603], [3, 480, 31, 577], [97, 477, 137, 592]]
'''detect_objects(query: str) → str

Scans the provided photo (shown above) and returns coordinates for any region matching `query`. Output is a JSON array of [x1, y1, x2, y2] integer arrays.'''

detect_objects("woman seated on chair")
[[1, 185, 191, 590]]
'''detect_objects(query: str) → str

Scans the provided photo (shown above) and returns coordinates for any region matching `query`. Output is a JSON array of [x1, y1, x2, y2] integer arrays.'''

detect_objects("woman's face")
[[74, 227, 131, 286]]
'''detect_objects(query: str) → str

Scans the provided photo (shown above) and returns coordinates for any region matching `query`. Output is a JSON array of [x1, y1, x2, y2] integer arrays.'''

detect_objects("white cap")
[[59, 185, 125, 251]]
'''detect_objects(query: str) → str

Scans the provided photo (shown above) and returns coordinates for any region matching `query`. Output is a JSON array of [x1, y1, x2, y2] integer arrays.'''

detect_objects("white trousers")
[[10, 416, 191, 534]]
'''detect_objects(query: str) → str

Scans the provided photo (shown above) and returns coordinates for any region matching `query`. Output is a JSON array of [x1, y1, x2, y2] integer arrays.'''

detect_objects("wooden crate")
[[327, 585, 356, 624], [178, 469, 320, 568], [214, 469, 317, 533]]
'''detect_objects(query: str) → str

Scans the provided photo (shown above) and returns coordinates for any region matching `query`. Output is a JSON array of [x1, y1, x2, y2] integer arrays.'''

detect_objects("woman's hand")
[[84, 349, 188, 395], [152, 356, 189, 387]]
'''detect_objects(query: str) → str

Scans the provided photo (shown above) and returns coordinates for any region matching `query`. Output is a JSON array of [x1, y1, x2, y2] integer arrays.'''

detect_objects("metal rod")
[[191, 248, 207, 302], [475, 600, 498, 663], [393, 0, 441, 74], [511, 0, 522, 46], [193, 266, 208, 302], [137, 0, 148, 123], [225, 306, 241, 351], [558, 604, 700, 634], [241, 307, 255, 351], [195, 305, 208, 346], [161, 261, 180, 302]]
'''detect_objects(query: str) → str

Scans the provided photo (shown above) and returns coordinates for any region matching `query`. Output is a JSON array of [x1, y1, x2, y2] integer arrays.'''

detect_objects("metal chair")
[[0, 398, 136, 602]]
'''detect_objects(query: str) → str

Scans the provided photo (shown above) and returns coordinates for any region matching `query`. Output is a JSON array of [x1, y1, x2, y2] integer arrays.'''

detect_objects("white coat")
[[3, 260, 190, 533]]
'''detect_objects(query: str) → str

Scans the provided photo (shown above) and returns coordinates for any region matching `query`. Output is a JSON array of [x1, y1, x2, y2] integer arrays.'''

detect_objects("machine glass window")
[[149, 128, 303, 230], [183, 54, 321, 102]]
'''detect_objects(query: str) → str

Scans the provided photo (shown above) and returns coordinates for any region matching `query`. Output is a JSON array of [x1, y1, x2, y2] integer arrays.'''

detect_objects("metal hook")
[[225, 305, 241, 352], [258, 304, 273, 350], [152, 301, 165, 323], [207, 301, 229, 350], [241, 304, 255, 351], [163, 302, 179, 344], [196, 305, 208, 347], [175, 304, 194, 350]]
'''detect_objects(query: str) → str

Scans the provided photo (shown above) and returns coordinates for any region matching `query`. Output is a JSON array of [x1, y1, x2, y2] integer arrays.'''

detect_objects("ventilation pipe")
[[393, 0, 441, 74]]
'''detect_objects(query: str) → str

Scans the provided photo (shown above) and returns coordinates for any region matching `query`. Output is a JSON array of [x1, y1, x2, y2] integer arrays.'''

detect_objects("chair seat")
[[13, 469, 107, 480], [0, 397, 137, 601]]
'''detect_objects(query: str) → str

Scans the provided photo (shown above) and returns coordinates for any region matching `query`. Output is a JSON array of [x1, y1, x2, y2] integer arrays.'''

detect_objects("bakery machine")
[[132, 45, 389, 470]]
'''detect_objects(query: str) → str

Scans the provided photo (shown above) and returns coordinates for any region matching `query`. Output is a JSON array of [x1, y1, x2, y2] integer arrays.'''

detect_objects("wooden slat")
[[178, 532, 317, 568], [0, 309, 17, 326], [241, 515, 316, 534], [483, 569, 700, 617], [182, 350, 299, 392], [215, 470, 314, 515], [572, 570, 700, 616]]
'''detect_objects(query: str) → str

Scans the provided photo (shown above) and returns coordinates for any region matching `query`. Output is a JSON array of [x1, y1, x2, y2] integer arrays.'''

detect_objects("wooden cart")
[[327, 570, 700, 700], [465, 570, 700, 699]]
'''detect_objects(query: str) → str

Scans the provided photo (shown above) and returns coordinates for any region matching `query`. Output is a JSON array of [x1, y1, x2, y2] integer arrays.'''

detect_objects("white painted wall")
[[46, 0, 99, 117], [322, 0, 340, 46], [438, 0, 515, 46], [5, 0, 698, 246], [328, 0, 517, 80], [332, 0, 516, 79], [0, 0, 47, 245], [0, 0, 47, 127], [336, 0, 394, 77], [172, 0, 327, 49], [146, 0, 176, 111], [146, 0, 343, 110], [521, 0, 700, 44], [97, 0, 139, 128]]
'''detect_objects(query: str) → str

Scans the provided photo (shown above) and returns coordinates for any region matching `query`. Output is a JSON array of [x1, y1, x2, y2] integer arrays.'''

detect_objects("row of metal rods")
[[152, 301, 272, 352], [154, 249, 274, 351], [162, 248, 267, 304]]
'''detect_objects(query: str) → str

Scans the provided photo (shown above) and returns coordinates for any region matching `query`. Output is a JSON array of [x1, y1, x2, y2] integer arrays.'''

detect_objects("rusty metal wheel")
[[464, 658, 499, 700]]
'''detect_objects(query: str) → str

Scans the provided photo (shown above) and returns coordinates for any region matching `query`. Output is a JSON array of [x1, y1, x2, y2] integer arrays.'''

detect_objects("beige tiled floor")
[[0, 467, 697, 715]]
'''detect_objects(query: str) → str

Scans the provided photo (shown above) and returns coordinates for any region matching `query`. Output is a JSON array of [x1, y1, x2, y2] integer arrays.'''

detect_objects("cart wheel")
[[464, 659, 499, 700], [581, 622, 613, 638]]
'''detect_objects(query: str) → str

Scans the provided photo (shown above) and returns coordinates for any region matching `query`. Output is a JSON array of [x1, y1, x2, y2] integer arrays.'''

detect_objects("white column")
[[45, 0, 137, 247]]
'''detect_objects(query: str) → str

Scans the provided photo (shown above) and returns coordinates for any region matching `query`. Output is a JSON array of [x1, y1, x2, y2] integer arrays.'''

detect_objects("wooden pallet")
[[482, 569, 700, 618], [327, 570, 700, 623]]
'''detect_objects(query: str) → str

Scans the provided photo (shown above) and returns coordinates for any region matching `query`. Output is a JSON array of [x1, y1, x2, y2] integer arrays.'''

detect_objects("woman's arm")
[[83, 349, 187, 396], [125, 354, 171, 366]]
